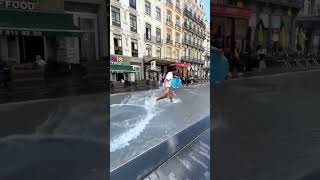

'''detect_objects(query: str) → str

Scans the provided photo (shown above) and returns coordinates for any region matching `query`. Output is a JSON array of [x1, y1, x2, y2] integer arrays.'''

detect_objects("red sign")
[[211, 4, 251, 19], [170, 63, 189, 68]]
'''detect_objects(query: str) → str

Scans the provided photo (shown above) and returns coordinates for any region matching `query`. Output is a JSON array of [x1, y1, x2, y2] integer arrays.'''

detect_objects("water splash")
[[110, 89, 181, 152]]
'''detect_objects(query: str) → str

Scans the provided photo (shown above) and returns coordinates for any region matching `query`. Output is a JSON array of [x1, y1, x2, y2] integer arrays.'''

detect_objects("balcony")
[[175, 42, 181, 48], [181, 56, 205, 64], [144, 34, 163, 45], [112, 21, 121, 27], [256, 0, 302, 8], [132, 49, 138, 57], [175, 6, 181, 13], [166, 20, 173, 27], [166, 0, 173, 8], [130, 26, 137, 33], [175, 24, 181, 31], [166, 39, 173, 45], [114, 47, 123, 55], [144, 34, 152, 42]]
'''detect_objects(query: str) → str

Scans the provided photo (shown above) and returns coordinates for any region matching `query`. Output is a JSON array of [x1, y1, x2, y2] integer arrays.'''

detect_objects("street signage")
[[0, 0, 35, 10], [0, 29, 42, 36], [110, 54, 130, 65]]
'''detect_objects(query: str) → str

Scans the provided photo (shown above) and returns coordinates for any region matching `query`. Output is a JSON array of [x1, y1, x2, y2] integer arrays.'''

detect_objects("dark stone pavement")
[[0, 94, 108, 180], [212, 70, 320, 180]]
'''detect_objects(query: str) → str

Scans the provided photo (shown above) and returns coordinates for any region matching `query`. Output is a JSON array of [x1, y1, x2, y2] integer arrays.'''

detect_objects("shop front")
[[110, 54, 135, 82], [211, 4, 251, 56], [170, 63, 188, 78], [144, 57, 172, 81], [0, 9, 82, 65]]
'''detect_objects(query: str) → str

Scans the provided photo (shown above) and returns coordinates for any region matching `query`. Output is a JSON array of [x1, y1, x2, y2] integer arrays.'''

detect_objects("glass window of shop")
[[72, 15, 99, 61]]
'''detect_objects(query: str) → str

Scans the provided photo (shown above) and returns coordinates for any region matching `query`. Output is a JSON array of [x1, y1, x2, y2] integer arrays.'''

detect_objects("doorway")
[[19, 36, 44, 63]]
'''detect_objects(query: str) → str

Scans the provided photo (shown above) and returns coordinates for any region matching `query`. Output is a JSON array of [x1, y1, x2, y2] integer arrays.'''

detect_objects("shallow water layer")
[[110, 84, 210, 171]]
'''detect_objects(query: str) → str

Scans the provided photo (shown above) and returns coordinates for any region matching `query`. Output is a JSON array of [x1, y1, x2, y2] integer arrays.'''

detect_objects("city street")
[[212, 70, 320, 180], [110, 83, 210, 171], [0, 94, 107, 180]]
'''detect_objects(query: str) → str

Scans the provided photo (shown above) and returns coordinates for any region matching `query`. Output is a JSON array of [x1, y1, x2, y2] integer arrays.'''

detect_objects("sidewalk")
[[237, 64, 320, 79], [110, 80, 210, 95]]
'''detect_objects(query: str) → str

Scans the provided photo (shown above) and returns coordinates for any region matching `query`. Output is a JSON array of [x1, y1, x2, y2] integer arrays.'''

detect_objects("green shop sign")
[[110, 55, 130, 65]]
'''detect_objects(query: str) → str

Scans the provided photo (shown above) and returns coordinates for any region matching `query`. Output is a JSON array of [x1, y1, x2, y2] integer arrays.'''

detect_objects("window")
[[114, 34, 122, 55], [167, 47, 172, 58], [176, 32, 180, 43], [167, 28, 172, 40], [156, 47, 161, 58], [130, 0, 136, 9], [111, 6, 121, 27], [130, 14, 137, 32], [156, 7, 161, 20], [145, 1, 151, 15], [146, 44, 152, 56], [167, 10, 172, 22], [176, 0, 180, 8], [131, 39, 138, 57], [176, 16, 180, 27], [145, 23, 151, 40], [156, 28, 161, 43], [176, 49, 180, 59]]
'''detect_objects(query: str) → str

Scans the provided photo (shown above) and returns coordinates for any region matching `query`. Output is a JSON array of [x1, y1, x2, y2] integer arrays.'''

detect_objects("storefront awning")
[[110, 64, 136, 73], [0, 10, 82, 36]]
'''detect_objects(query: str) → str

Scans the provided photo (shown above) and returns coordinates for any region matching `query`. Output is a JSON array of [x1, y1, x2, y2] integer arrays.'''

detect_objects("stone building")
[[212, 0, 303, 55], [296, 0, 320, 55]]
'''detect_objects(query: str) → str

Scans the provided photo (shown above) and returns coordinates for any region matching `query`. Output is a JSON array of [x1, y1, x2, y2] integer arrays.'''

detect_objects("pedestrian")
[[257, 46, 266, 72], [159, 73, 163, 86], [35, 55, 47, 70], [156, 66, 177, 102], [231, 44, 240, 78], [211, 40, 229, 84]]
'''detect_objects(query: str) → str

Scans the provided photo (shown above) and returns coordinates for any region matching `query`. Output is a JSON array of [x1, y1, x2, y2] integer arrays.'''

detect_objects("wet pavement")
[[0, 94, 108, 180], [212, 70, 320, 180], [110, 83, 210, 171]]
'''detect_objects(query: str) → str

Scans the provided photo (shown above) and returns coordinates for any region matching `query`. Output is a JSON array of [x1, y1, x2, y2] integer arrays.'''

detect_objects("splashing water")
[[110, 89, 181, 152]]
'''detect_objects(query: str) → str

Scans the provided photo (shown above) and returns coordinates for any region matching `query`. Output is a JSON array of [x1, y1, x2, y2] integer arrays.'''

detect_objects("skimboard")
[[171, 77, 183, 89]]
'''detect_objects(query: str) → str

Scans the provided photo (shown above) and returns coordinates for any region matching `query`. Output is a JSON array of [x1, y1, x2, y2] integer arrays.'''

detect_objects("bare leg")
[[169, 89, 173, 102], [156, 91, 169, 101]]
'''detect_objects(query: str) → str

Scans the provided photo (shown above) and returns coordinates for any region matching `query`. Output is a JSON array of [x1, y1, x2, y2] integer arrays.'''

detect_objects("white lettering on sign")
[[0, 30, 42, 36], [4, 1, 35, 10]]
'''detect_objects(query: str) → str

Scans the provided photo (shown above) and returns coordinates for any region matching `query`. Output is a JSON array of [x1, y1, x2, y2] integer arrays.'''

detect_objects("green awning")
[[0, 10, 81, 36], [110, 64, 136, 73]]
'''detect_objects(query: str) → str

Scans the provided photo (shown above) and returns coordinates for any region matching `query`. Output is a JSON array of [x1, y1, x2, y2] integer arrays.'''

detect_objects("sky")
[[204, 0, 210, 22]]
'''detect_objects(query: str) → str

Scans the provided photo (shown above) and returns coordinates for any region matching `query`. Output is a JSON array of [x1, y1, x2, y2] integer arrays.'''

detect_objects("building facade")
[[0, 0, 107, 65], [203, 20, 210, 78], [110, 0, 144, 82], [141, 0, 165, 80], [212, 0, 302, 56], [296, 0, 320, 55], [182, 0, 206, 78]]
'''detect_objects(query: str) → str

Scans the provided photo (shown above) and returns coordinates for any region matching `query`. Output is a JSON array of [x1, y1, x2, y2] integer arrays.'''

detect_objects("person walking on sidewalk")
[[257, 46, 267, 72], [231, 44, 240, 78]]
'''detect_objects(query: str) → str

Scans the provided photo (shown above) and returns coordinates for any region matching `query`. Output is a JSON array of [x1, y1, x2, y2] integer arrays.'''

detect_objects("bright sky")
[[204, 0, 210, 22]]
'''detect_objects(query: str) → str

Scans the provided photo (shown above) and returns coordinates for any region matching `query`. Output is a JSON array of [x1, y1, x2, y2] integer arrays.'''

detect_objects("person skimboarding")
[[156, 67, 181, 102]]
